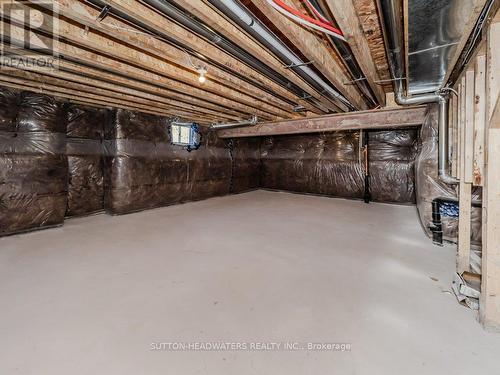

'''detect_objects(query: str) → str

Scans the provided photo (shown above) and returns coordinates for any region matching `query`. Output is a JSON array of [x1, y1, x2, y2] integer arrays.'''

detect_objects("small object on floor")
[[452, 272, 480, 310]]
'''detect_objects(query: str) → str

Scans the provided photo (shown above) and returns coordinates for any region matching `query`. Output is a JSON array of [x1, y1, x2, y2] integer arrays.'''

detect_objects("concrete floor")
[[1, 190, 499, 374]]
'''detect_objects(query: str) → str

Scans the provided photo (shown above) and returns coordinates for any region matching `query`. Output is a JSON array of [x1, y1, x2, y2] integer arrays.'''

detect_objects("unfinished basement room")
[[1, 0, 500, 373]]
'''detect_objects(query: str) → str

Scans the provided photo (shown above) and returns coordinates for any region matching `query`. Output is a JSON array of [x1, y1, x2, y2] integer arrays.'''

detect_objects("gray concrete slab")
[[1, 190, 499, 374]]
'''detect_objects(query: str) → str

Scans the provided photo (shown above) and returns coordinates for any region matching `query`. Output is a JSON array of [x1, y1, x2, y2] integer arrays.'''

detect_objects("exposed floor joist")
[[324, 0, 386, 106], [0, 0, 396, 122], [64, 0, 301, 113], [172, 0, 324, 115], [246, 0, 369, 111], [218, 106, 427, 137], [3, 20, 282, 122]]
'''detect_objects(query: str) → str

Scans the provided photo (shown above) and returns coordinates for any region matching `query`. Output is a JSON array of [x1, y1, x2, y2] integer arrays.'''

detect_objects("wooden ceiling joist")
[[73, 0, 305, 113], [323, 0, 386, 106], [0, 78, 213, 121], [48, 0, 298, 117], [0, 0, 395, 121], [248, 0, 369, 111], [172, 0, 329, 115], [0, 67, 236, 121], [217, 106, 427, 138], [3, 45, 249, 119], [4, 17, 281, 122]]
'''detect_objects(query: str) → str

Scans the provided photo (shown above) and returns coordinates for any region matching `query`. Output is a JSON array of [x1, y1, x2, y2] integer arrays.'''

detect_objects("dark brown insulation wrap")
[[260, 130, 418, 204], [0, 89, 68, 236], [260, 132, 365, 199], [104, 109, 237, 215], [66, 105, 107, 217], [231, 137, 261, 193], [368, 129, 418, 203], [187, 128, 232, 201]]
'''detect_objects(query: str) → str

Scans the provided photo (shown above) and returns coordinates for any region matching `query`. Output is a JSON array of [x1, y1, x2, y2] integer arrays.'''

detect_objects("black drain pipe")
[[363, 131, 371, 204], [429, 197, 482, 246]]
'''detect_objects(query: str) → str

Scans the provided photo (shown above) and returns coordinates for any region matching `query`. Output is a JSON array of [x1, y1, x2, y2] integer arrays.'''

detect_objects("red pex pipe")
[[304, 0, 331, 24], [269, 0, 344, 37]]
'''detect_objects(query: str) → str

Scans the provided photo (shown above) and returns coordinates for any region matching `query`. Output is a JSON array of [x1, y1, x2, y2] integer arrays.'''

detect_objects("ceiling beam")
[[3, 45, 247, 119], [323, 0, 386, 106], [0, 79, 212, 121], [217, 106, 427, 138]]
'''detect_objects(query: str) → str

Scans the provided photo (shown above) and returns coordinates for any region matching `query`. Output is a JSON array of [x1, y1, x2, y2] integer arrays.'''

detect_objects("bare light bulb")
[[198, 68, 207, 84]]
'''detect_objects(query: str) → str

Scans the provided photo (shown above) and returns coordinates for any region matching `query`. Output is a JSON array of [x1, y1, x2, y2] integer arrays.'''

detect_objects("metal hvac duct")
[[377, 0, 458, 184], [207, 0, 356, 112]]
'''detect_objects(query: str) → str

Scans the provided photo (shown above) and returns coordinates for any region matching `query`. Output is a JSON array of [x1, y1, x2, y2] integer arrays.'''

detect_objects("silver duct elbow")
[[437, 97, 459, 184]]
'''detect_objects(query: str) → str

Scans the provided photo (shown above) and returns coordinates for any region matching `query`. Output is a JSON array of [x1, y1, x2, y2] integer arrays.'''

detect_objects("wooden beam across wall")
[[217, 106, 427, 138]]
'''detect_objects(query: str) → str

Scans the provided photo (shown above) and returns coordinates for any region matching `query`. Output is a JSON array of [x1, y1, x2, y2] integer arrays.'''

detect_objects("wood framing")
[[324, 0, 386, 105], [480, 10, 500, 331], [248, 0, 369, 110], [217, 106, 427, 138], [457, 73, 474, 273], [473, 52, 487, 186]]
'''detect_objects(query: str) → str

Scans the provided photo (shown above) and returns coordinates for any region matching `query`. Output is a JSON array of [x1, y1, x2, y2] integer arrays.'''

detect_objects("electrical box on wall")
[[170, 121, 202, 151]]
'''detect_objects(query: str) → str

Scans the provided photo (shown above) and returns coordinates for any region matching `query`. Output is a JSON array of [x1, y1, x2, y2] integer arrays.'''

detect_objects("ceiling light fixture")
[[197, 67, 207, 84]]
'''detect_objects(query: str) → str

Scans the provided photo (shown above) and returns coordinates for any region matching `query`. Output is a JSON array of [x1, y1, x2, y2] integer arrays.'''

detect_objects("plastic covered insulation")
[[231, 138, 261, 193], [66, 105, 108, 217], [260, 129, 418, 203], [415, 104, 481, 244], [0, 89, 68, 236], [369, 129, 418, 203], [103, 109, 259, 215]]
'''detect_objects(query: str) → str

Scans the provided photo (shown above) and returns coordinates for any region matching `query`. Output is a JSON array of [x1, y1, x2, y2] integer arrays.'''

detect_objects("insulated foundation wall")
[[103, 110, 259, 215], [0, 89, 68, 236], [369, 130, 418, 203], [66, 105, 108, 217], [260, 130, 418, 204]]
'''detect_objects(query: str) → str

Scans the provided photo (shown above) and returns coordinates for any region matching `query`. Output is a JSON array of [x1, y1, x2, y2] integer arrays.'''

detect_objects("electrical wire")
[[265, 0, 346, 42]]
